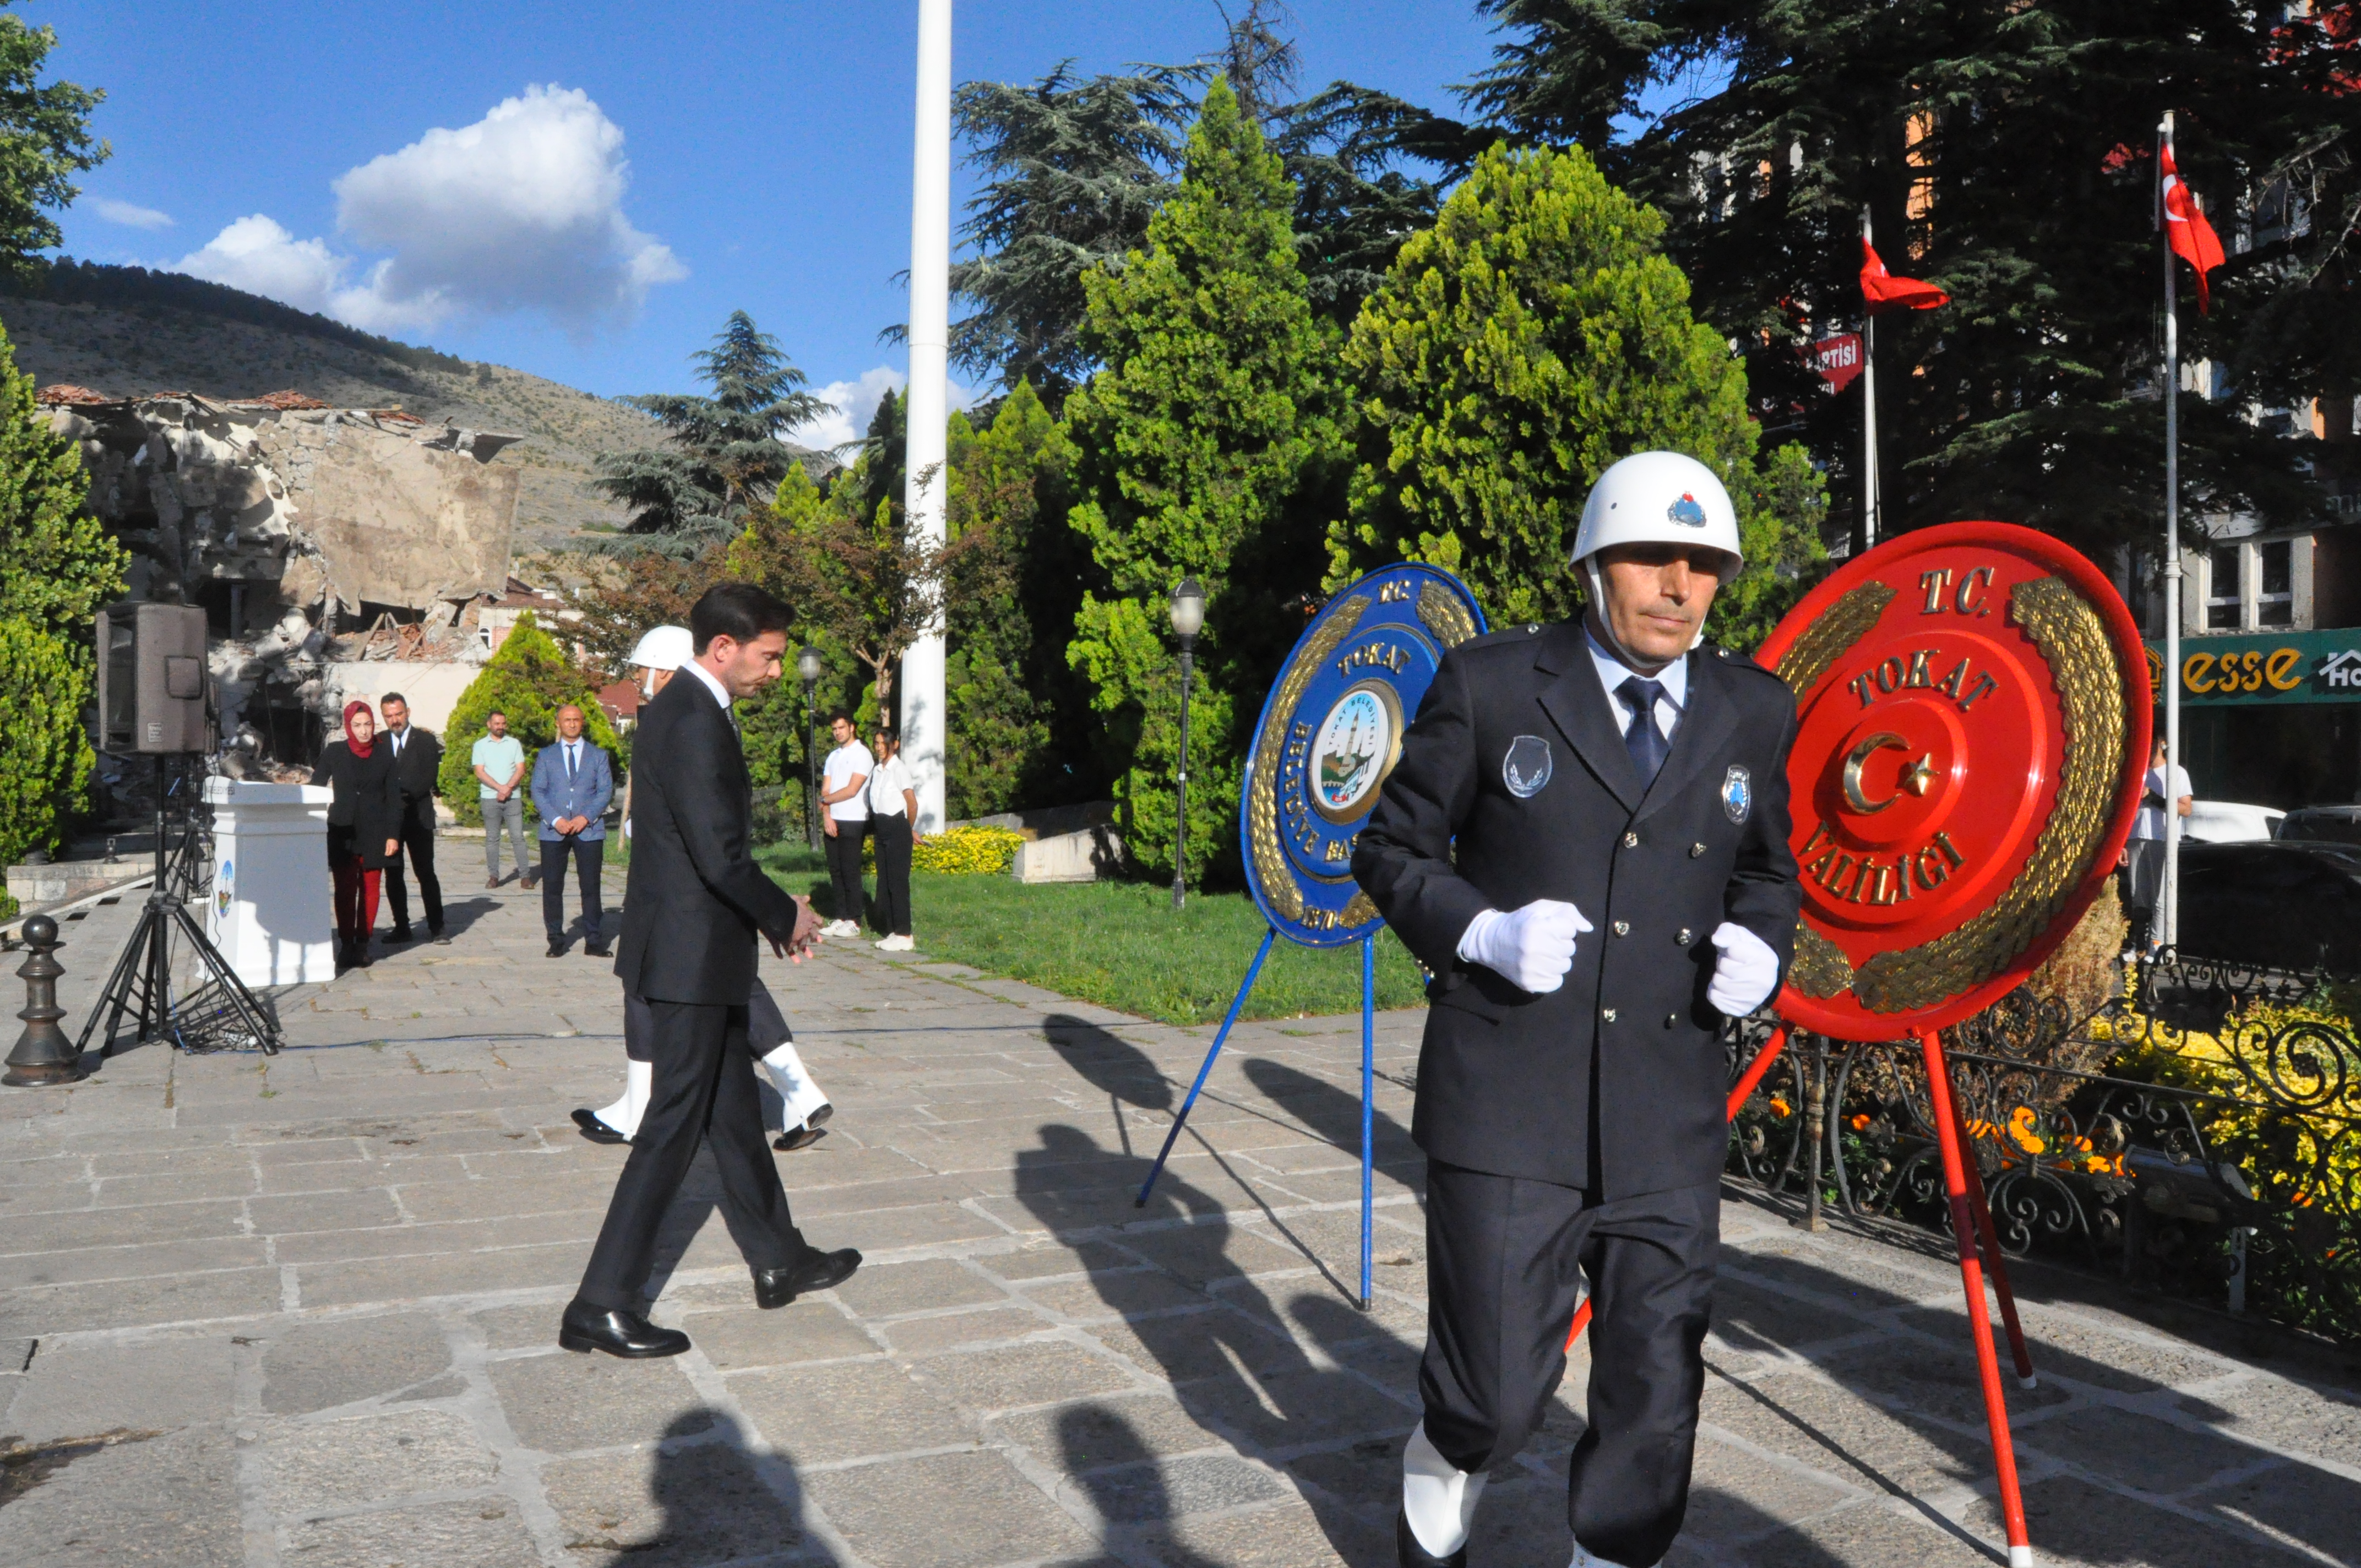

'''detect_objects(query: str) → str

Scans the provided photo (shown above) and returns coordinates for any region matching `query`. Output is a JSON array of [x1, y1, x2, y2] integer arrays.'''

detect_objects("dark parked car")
[[2277, 804, 2361, 848], [2175, 840, 2361, 977]]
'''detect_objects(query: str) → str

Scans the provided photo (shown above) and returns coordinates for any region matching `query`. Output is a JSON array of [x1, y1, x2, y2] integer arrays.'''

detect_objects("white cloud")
[[90, 197, 172, 230], [173, 84, 682, 337], [789, 367, 980, 456]]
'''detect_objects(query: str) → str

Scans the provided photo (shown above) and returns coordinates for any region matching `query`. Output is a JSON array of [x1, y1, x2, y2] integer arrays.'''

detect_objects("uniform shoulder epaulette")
[[1707, 643, 1781, 679], [1455, 623, 1551, 654]]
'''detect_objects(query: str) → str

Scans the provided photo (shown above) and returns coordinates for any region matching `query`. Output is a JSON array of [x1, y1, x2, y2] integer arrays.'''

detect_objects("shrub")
[[0, 616, 95, 865], [435, 612, 625, 827], [912, 825, 1024, 876]]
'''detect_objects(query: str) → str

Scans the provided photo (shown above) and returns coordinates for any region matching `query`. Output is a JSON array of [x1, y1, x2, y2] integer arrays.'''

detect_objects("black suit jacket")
[[1352, 619, 1802, 1198], [311, 741, 404, 869], [614, 671, 801, 1006], [384, 725, 442, 806]]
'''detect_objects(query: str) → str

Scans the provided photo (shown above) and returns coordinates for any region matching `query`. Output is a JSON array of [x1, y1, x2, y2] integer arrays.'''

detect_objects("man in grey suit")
[[531, 704, 615, 959], [561, 582, 859, 1360]]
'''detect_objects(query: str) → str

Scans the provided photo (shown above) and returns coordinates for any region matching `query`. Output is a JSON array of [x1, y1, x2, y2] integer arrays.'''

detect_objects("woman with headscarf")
[[312, 700, 404, 968]]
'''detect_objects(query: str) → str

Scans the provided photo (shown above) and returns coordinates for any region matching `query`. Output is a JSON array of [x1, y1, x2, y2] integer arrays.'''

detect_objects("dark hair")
[[380, 691, 406, 707], [829, 709, 854, 726], [487, 709, 506, 721], [690, 581, 792, 654]]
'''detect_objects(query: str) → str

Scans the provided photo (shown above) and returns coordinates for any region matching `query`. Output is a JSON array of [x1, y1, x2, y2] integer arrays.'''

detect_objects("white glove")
[[1458, 900, 1592, 994], [1706, 921, 1780, 1016]]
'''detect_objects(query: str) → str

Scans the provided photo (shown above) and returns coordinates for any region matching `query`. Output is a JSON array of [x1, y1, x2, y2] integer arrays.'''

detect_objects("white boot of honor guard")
[[1400, 1421, 1487, 1564]]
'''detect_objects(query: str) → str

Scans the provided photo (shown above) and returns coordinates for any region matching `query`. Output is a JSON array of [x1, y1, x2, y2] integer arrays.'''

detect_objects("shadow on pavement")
[[621, 1409, 831, 1566]]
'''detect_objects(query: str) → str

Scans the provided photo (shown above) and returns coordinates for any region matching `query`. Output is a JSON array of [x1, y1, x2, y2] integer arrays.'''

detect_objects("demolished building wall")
[[41, 388, 526, 777]]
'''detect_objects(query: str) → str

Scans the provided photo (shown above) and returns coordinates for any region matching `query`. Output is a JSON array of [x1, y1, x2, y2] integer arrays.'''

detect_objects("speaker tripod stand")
[[74, 758, 282, 1060]]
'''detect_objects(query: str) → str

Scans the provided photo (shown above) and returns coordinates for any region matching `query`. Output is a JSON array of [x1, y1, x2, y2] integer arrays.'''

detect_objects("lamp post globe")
[[799, 646, 824, 850], [1168, 578, 1205, 911]]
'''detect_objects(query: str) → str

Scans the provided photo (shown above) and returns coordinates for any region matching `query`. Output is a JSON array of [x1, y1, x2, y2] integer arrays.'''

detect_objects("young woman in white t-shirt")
[[867, 728, 918, 950]]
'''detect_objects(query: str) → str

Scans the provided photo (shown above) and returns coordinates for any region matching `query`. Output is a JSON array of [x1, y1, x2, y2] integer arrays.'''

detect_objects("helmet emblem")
[[1667, 493, 1709, 527]]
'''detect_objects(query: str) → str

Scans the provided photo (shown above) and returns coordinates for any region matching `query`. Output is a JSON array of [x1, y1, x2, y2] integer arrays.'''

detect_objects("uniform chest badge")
[[1722, 765, 1752, 824], [1503, 735, 1553, 798]]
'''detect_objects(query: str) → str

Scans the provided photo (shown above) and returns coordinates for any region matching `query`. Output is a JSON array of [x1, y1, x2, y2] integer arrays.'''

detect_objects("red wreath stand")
[[1565, 522, 2151, 1568]]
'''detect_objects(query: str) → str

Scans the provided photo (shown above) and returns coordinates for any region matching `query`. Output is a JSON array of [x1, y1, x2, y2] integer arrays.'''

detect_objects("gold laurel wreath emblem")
[[1784, 576, 2125, 1014]]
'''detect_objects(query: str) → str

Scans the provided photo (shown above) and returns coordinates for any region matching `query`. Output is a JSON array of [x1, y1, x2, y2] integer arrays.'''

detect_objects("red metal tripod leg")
[[1921, 1031, 2035, 1566], [1947, 1091, 2038, 1390], [1565, 1026, 1792, 1353]]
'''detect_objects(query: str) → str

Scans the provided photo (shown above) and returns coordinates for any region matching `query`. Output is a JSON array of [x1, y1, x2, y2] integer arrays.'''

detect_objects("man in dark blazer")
[[561, 582, 859, 1359], [530, 704, 614, 959], [376, 693, 447, 944], [1354, 452, 1802, 1568]]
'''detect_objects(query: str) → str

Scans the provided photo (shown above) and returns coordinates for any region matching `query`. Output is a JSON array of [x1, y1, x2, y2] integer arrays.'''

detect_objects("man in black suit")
[[561, 582, 861, 1359], [1354, 453, 1802, 1568], [377, 693, 448, 944]]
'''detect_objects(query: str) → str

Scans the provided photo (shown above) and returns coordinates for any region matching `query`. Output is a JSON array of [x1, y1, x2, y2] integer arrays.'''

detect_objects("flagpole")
[[1861, 208, 1880, 551], [2159, 111, 2182, 955]]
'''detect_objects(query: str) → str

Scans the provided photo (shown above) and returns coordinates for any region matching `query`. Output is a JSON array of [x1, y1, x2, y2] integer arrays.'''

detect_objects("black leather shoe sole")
[[572, 1108, 627, 1145], [1397, 1508, 1466, 1568], [773, 1125, 828, 1152], [558, 1325, 688, 1358], [753, 1248, 862, 1309], [387, 928, 414, 943], [546, 943, 567, 958], [584, 943, 612, 958]]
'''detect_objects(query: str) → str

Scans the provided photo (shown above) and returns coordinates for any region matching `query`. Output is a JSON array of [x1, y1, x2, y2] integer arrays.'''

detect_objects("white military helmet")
[[1571, 450, 1744, 581], [627, 624, 694, 672]]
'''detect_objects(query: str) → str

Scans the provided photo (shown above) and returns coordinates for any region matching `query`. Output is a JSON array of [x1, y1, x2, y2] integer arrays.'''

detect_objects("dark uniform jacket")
[[613, 669, 800, 1007], [1353, 619, 1803, 1199], [311, 741, 403, 870], [384, 725, 442, 807]]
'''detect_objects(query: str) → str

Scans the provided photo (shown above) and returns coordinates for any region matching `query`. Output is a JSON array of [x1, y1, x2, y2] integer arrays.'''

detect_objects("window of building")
[[2257, 539, 2294, 627], [2207, 543, 2243, 629]]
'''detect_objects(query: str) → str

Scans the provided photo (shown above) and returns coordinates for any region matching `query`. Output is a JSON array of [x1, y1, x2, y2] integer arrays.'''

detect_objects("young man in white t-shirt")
[[818, 712, 873, 938], [2122, 732, 2194, 949], [866, 728, 919, 951]]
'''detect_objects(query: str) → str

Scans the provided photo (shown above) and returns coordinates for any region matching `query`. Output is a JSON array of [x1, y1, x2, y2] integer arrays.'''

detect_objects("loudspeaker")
[[96, 601, 211, 755]]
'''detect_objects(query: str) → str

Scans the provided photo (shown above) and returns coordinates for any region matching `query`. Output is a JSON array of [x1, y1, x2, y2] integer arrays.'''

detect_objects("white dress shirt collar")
[[680, 657, 733, 711], [1584, 620, 1687, 738]]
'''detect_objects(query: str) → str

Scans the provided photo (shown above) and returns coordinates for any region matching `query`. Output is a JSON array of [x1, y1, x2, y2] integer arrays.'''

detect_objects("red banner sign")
[[1813, 333, 1863, 391]]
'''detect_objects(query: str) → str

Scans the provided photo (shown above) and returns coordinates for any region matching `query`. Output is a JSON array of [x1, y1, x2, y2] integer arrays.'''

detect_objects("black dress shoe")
[[558, 1298, 688, 1358], [752, 1246, 862, 1309], [1397, 1507, 1466, 1568], [387, 925, 414, 944], [546, 939, 567, 958], [584, 940, 612, 958], [432, 929, 452, 945], [773, 1125, 829, 1152], [572, 1108, 628, 1145]]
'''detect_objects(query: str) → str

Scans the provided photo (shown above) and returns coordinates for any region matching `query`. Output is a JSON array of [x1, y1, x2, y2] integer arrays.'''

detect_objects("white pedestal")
[[204, 778, 338, 986]]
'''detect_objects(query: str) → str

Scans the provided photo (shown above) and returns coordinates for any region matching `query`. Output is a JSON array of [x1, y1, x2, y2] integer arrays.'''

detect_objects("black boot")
[[1397, 1508, 1466, 1568]]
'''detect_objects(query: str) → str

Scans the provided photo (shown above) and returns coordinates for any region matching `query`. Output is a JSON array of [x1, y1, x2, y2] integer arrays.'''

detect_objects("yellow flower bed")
[[911, 825, 1024, 876]]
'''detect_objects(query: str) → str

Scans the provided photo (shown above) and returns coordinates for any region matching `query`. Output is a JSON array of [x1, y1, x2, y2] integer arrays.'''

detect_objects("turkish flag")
[[1859, 239, 1950, 315], [2160, 141, 2227, 314]]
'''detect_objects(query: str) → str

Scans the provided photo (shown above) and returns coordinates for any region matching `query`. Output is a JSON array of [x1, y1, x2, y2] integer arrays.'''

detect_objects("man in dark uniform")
[[377, 693, 447, 944], [1354, 451, 1803, 1568]]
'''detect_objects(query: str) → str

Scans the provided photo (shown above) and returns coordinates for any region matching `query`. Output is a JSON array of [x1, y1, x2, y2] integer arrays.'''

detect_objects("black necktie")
[[567, 744, 579, 781], [1618, 676, 1670, 786]]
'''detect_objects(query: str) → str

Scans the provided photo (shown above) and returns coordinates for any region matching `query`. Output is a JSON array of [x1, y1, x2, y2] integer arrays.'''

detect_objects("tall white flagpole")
[[2159, 111, 2183, 952], [1861, 208, 1880, 551], [901, 0, 952, 834]]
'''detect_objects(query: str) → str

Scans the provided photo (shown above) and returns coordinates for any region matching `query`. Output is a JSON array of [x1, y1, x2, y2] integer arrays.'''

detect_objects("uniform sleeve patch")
[[1722, 765, 1752, 824]]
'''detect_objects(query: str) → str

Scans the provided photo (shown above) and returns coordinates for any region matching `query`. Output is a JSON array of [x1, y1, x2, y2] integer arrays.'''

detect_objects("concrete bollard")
[[3, 915, 80, 1086]]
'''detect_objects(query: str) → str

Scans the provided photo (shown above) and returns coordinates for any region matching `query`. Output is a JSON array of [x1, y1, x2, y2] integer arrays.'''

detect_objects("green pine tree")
[[0, 315, 125, 634], [0, 10, 107, 277], [1328, 141, 1824, 647], [436, 611, 626, 828], [1062, 77, 1348, 887]]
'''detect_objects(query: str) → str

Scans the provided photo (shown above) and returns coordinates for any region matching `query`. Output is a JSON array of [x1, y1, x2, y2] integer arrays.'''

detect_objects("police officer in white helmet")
[[573, 625, 836, 1153], [1354, 452, 1803, 1568]]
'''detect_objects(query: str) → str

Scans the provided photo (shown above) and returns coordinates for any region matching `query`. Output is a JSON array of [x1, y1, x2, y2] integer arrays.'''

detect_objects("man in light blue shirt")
[[530, 704, 614, 959], [471, 711, 531, 888]]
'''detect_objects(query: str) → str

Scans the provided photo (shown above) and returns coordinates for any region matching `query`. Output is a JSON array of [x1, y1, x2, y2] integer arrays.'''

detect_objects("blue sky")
[[26, 1, 1502, 444]]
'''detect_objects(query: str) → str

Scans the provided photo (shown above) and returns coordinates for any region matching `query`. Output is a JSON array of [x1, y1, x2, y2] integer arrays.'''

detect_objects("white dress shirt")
[[680, 658, 732, 711], [1585, 623, 1685, 744]]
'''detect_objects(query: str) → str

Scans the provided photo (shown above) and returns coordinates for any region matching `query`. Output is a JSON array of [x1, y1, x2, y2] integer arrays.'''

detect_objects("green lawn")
[[756, 843, 1428, 1026]]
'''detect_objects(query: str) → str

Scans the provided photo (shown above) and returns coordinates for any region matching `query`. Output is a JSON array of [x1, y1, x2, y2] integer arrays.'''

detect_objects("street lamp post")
[[798, 645, 824, 851], [1168, 578, 1205, 911]]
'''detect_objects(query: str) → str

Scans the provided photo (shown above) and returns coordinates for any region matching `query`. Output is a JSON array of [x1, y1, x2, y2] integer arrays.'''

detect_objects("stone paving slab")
[[2, 876, 2359, 1566]]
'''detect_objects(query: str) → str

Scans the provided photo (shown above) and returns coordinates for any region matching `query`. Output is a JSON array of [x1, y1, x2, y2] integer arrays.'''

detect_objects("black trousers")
[[1421, 1165, 1719, 1568], [384, 797, 444, 934], [825, 818, 867, 924], [577, 999, 807, 1309], [540, 837, 605, 941], [870, 813, 912, 935]]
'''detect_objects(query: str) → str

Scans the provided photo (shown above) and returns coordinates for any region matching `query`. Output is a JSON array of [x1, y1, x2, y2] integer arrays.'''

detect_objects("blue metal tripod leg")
[[1136, 927, 1278, 1208], [1360, 933, 1375, 1311]]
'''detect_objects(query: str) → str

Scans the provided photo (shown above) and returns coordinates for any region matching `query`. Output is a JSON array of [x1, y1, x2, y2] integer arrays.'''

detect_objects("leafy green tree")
[[1459, 1, 2352, 557], [0, 317, 123, 635], [0, 8, 106, 277], [0, 615, 93, 867], [594, 311, 832, 555], [1329, 142, 1824, 647], [435, 612, 625, 828], [1063, 78, 1347, 887]]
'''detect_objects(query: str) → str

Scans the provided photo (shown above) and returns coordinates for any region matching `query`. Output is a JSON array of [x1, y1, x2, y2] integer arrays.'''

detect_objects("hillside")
[[0, 266, 676, 549]]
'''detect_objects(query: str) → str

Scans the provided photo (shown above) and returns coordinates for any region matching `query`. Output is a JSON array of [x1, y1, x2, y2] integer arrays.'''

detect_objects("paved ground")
[[2, 873, 2358, 1568]]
